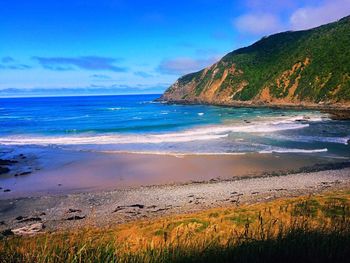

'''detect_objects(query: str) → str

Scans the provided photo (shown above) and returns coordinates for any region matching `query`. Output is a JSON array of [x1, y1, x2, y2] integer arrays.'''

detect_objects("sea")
[[0, 94, 349, 158]]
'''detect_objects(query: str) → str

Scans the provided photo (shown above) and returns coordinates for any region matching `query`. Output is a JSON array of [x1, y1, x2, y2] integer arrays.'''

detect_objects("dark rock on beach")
[[130, 204, 144, 209], [0, 167, 10, 175], [66, 215, 86, 221], [1, 229, 14, 237], [18, 217, 42, 223], [19, 171, 32, 176], [67, 208, 82, 213], [113, 204, 144, 212], [0, 158, 18, 175], [113, 206, 125, 213], [0, 159, 18, 166]]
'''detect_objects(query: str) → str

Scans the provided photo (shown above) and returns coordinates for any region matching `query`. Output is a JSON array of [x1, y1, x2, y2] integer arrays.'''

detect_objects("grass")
[[1, 190, 350, 262]]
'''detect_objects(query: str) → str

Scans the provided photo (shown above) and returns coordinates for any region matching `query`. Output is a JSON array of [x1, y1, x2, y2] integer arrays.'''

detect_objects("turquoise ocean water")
[[0, 94, 349, 157]]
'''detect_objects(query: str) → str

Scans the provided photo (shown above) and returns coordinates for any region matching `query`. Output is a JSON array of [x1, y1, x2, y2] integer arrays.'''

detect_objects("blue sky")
[[1, 0, 349, 96]]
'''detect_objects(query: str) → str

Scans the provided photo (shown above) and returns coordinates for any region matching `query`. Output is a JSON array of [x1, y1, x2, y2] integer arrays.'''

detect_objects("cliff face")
[[159, 16, 350, 108]]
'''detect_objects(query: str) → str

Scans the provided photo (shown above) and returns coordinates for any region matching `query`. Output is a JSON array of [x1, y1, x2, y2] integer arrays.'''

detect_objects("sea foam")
[[0, 116, 311, 146], [259, 148, 328, 154]]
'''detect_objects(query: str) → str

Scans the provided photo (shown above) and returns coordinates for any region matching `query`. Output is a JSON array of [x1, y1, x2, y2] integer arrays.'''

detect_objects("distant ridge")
[[158, 15, 350, 109]]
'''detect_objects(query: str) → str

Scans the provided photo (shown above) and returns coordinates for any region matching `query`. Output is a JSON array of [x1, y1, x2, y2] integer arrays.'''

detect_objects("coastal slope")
[[159, 15, 350, 108]]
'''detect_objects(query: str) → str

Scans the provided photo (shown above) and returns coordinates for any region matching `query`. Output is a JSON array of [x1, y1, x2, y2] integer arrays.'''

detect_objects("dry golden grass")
[[112, 189, 350, 249]]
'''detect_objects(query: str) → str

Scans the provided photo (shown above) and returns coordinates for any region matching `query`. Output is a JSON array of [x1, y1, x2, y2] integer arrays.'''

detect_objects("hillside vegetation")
[[159, 16, 350, 108]]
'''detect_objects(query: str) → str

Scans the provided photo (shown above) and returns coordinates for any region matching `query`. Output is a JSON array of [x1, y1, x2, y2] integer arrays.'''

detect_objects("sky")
[[0, 0, 349, 97]]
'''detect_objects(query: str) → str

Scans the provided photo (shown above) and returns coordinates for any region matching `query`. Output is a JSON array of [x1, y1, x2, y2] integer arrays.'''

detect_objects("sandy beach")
[[1, 143, 349, 236], [0, 146, 349, 198], [0, 147, 349, 234]]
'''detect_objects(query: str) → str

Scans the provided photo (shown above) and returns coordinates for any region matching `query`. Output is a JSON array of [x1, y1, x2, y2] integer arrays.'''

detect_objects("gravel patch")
[[0, 168, 349, 233]]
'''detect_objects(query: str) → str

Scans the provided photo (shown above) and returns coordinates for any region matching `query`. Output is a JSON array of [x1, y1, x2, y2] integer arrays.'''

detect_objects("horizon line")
[[0, 93, 162, 99]]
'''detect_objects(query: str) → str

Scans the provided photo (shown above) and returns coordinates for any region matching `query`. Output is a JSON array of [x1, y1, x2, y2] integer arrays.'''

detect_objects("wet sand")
[[0, 146, 347, 198]]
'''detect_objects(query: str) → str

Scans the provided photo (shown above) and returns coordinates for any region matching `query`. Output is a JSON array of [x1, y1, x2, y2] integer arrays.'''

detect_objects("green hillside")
[[160, 15, 350, 107]]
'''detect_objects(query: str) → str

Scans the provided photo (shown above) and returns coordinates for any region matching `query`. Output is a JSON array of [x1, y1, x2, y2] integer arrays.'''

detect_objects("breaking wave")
[[0, 116, 313, 146]]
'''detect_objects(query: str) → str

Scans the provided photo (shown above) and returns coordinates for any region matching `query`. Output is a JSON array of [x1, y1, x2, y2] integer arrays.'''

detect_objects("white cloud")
[[290, 0, 350, 30], [233, 13, 284, 35], [233, 0, 350, 37]]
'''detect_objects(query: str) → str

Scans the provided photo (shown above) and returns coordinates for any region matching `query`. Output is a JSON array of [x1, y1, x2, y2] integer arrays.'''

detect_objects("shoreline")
[[157, 99, 350, 119], [1, 147, 349, 199], [0, 166, 349, 234]]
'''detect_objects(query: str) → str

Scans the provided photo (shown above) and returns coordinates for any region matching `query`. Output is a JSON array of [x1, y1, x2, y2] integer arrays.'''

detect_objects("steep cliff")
[[159, 16, 350, 108]]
